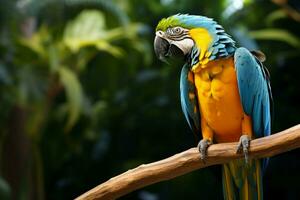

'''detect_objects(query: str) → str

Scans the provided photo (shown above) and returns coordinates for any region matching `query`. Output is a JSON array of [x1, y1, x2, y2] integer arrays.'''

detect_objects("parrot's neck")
[[188, 26, 236, 71]]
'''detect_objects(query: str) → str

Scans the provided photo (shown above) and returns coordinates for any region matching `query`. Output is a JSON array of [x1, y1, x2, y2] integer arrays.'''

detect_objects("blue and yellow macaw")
[[154, 14, 273, 200]]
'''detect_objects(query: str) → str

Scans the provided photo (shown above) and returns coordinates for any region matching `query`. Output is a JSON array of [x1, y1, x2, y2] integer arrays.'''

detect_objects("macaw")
[[154, 14, 272, 200]]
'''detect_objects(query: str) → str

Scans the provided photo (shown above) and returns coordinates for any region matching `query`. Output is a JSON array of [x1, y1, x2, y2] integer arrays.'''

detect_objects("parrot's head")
[[154, 14, 236, 66]]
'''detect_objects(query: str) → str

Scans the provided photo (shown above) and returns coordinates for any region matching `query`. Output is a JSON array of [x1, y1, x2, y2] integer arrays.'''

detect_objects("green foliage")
[[249, 29, 300, 48], [266, 9, 287, 26], [63, 10, 122, 56], [57, 66, 83, 132], [19, 26, 49, 58]]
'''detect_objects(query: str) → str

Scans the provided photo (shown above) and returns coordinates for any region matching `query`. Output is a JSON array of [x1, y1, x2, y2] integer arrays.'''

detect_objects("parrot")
[[154, 14, 272, 200]]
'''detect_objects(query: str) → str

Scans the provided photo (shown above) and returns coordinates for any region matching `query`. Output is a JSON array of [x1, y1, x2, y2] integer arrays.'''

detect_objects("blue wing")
[[234, 47, 272, 138], [180, 63, 201, 141], [234, 47, 272, 170]]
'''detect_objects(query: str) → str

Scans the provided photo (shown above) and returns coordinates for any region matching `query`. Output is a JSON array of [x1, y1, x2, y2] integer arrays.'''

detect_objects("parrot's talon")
[[236, 135, 251, 164], [197, 139, 212, 162]]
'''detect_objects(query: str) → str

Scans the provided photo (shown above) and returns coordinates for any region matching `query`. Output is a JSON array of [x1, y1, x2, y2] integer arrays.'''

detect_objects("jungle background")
[[0, 0, 300, 199]]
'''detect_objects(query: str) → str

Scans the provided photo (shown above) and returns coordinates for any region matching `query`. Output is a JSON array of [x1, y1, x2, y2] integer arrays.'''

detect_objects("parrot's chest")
[[193, 57, 244, 141]]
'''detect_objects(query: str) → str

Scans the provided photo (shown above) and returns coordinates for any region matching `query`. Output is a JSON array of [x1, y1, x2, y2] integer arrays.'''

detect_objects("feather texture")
[[234, 47, 272, 138], [234, 47, 273, 171], [156, 14, 272, 200], [180, 63, 201, 141]]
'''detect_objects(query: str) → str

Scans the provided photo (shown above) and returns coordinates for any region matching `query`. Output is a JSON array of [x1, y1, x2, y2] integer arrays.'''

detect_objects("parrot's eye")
[[174, 27, 181, 33], [166, 27, 182, 36]]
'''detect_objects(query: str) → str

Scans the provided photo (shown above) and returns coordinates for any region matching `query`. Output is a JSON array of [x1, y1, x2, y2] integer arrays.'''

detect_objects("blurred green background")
[[0, 0, 300, 199]]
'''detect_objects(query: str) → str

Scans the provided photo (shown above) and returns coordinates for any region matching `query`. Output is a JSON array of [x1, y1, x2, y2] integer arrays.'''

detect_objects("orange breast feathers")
[[193, 57, 253, 143]]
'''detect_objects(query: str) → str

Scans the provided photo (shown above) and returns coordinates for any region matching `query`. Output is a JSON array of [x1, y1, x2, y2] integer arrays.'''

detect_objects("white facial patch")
[[170, 38, 194, 55], [155, 30, 194, 55]]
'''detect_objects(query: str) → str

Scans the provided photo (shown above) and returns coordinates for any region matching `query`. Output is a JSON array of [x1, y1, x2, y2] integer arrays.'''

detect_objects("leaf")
[[95, 41, 124, 57], [57, 66, 83, 132], [104, 23, 146, 41], [65, 0, 129, 25], [266, 9, 287, 25], [63, 9, 144, 57], [249, 29, 300, 48], [18, 26, 49, 57], [63, 10, 107, 52], [48, 44, 60, 72]]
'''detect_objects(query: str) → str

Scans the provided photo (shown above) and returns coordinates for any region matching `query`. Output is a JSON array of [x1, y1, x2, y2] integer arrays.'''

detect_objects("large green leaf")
[[57, 66, 83, 132], [249, 29, 300, 48], [63, 9, 123, 56], [63, 9, 146, 57]]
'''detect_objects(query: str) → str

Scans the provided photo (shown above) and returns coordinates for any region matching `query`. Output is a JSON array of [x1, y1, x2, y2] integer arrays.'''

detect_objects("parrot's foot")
[[197, 139, 212, 161], [236, 135, 251, 164]]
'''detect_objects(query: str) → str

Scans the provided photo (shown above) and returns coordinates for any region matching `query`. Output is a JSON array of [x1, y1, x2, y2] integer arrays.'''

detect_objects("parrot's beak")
[[154, 35, 170, 62], [154, 35, 185, 63]]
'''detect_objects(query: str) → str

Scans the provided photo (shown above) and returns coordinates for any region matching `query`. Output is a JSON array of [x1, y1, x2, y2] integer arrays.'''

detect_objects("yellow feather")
[[223, 164, 234, 200], [205, 51, 212, 58], [256, 160, 262, 200], [189, 28, 213, 64]]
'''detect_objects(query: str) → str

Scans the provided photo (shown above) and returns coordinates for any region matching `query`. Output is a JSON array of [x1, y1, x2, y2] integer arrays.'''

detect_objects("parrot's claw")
[[236, 135, 251, 164], [197, 139, 212, 162]]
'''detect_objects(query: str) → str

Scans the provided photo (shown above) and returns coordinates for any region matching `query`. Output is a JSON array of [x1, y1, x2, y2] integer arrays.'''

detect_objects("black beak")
[[154, 36, 184, 63], [154, 36, 170, 62]]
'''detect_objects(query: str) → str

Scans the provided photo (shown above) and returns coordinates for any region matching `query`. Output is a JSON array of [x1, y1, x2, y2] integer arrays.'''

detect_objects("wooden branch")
[[76, 124, 300, 200]]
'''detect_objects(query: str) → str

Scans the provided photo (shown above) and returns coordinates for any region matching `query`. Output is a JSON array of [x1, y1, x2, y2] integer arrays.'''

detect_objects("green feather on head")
[[156, 15, 193, 31]]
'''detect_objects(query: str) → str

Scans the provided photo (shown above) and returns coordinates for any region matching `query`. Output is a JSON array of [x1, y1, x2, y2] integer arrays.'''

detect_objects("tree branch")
[[76, 124, 300, 200]]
